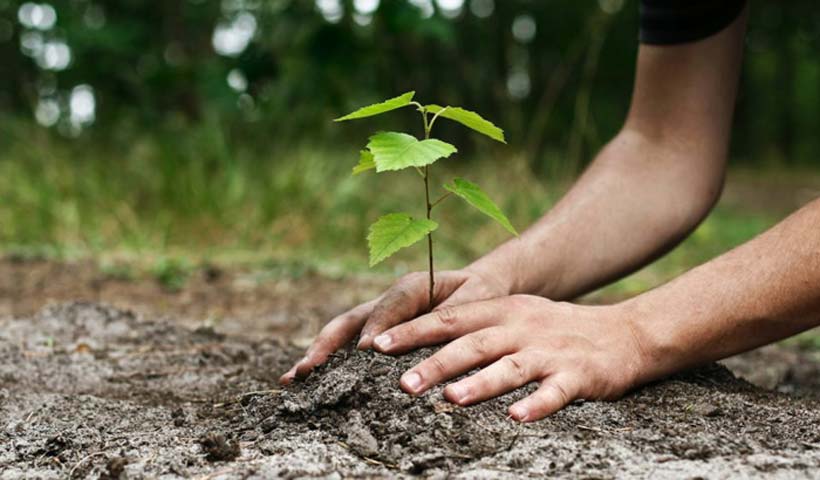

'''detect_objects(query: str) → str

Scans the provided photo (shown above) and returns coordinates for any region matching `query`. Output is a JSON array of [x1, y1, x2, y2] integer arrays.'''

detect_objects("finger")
[[373, 299, 502, 354], [508, 374, 581, 422], [279, 299, 377, 384], [359, 271, 467, 349], [443, 351, 542, 406], [398, 326, 516, 395]]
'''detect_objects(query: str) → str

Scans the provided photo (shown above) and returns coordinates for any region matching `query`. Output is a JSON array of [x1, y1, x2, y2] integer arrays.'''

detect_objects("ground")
[[1, 259, 820, 478]]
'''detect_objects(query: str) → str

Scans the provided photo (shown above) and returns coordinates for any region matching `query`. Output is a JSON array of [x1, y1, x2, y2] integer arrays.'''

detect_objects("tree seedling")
[[335, 92, 518, 311]]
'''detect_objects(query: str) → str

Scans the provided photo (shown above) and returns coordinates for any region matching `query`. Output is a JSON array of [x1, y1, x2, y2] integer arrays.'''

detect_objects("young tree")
[[336, 91, 518, 311]]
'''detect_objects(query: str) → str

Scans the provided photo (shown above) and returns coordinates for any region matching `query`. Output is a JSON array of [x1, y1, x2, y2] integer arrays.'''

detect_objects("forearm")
[[469, 11, 746, 301], [623, 198, 820, 383], [470, 129, 724, 299]]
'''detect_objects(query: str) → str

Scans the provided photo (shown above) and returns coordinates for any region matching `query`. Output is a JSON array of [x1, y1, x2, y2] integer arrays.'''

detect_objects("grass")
[[591, 206, 778, 300], [0, 117, 555, 274]]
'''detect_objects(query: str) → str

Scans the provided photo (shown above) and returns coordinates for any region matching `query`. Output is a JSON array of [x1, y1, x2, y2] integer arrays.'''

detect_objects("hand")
[[369, 295, 647, 421], [279, 266, 511, 384]]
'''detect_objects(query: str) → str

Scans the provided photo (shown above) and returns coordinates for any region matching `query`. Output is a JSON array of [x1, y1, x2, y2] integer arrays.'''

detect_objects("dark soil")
[[2, 302, 820, 478]]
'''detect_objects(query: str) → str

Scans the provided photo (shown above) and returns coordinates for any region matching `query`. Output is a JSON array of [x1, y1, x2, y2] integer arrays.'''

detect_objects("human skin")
[[282, 8, 820, 421]]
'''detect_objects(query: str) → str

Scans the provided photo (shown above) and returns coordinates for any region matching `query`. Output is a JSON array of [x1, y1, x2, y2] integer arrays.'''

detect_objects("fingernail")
[[357, 334, 371, 349], [510, 404, 529, 422], [373, 334, 392, 351], [447, 383, 469, 404], [402, 372, 423, 393], [279, 371, 294, 385]]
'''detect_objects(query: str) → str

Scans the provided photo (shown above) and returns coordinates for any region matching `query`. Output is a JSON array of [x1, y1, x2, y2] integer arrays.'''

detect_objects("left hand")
[[369, 294, 649, 422]]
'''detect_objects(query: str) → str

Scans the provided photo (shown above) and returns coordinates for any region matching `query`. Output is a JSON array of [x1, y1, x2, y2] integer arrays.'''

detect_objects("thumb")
[[434, 276, 505, 311]]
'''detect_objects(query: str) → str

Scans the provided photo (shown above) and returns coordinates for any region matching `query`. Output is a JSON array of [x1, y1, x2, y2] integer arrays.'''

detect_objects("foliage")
[[425, 105, 506, 143], [334, 92, 416, 121], [444, 178, 518, 236], [367, 213, 438, 267], [366, 131, 457, 172], [152, 257, 191, 292], [336, 91, 517, 307]]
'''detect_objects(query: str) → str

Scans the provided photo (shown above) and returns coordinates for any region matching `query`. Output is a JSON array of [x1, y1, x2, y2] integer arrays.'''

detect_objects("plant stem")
[[430, 191, 452, 209], [424, 165, 434, 312], [418, 106, 436, 313]]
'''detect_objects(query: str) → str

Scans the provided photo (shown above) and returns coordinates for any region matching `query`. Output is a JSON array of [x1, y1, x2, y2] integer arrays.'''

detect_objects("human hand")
[[279, 266, 512, 384], [369, 295, 647, 421]]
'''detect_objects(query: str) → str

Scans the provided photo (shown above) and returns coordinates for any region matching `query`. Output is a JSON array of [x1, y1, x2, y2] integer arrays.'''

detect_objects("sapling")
[[335, 91, 518, 311]]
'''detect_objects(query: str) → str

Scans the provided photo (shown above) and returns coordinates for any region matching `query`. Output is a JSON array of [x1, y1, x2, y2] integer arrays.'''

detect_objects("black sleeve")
[[639, 0, 747, 45]]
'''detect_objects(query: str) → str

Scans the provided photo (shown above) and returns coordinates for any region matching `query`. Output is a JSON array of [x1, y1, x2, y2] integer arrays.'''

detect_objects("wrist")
[[465, 243, 525, 296], [615, 294, 685, 386]]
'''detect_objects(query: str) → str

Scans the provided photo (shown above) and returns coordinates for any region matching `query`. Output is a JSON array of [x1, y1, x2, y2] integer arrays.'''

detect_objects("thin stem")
[[427, 106, 449, 134], [416, 104, 430, 138], [411, 102, 437, 311], [430, 191, 453, 210], [424, 164, 434, 312], [417, 105, 435, 312]]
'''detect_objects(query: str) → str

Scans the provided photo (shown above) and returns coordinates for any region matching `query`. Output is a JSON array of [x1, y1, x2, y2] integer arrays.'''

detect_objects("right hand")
[[278, 266, 511, 384]]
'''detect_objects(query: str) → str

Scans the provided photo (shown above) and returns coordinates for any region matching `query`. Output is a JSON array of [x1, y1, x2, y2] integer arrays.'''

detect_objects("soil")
[[2, 302, 820, 479], [0, 257, 385, 342]]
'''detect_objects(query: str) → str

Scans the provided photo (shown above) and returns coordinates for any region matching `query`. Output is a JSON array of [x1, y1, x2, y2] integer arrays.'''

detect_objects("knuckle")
[[396, 322, 416, 341], [427, 356, 448, 378], [466, 333, 491, 356], [544, 381, 572, 406], [434, 306, 459, 328], [501, 355, 528, 381], [398, 271, 425, 288]]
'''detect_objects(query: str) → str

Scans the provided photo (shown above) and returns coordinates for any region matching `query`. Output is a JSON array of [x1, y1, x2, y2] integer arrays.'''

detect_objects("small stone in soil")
[[100, 456, 128, 480], [198, 433, 241, 462]]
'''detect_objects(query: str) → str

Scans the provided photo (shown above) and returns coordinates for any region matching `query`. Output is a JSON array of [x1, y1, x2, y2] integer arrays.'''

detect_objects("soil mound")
[[1, 302, 819, 478]]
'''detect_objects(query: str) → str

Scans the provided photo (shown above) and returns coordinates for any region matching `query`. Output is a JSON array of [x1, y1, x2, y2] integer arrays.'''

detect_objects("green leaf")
[[352, 149, 376, 175], [425, 105, 506, 143], [367, 213, 438, 267], [334, 91, 416, 122], [367, 132, 457, 172], [444, 178, 518, 235]]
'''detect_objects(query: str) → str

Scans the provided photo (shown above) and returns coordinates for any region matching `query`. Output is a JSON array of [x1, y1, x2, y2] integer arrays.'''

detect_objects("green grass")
[[0, 118, 554, 274], [593, 206, 778, 300]]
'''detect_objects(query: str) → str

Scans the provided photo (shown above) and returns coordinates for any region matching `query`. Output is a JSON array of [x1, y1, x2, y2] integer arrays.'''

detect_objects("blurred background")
[[2, 0, 820, 306]]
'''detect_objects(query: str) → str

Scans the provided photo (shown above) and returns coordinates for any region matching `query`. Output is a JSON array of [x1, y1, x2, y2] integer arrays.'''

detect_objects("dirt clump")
[[198, 433, 241, 462], [99, 456, 128, 480]]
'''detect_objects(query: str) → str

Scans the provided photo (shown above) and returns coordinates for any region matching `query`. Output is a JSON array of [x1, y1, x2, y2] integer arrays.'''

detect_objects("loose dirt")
[[2, 302, 819, 478]]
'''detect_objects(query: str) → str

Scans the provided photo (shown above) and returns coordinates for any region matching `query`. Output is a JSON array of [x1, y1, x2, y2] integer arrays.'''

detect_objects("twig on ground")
[[196, 467, 235, 480], [67, 451, 106, 478], [577, 425, 608, 434], [336, 441, 399, 469], [213, 389, 281, 408], [577, 424, 631, 435]]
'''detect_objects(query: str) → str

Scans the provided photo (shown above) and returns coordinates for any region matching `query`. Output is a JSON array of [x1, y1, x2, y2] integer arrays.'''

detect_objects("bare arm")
[[474, 10, 747, 299], [626, 198, 820, 382]]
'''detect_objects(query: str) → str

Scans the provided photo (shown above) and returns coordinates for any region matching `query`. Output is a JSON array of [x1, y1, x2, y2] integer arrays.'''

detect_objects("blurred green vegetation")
[[0, 114, 789, 301], [4, 1, 820, 167], [1, 0, 820, 308]]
